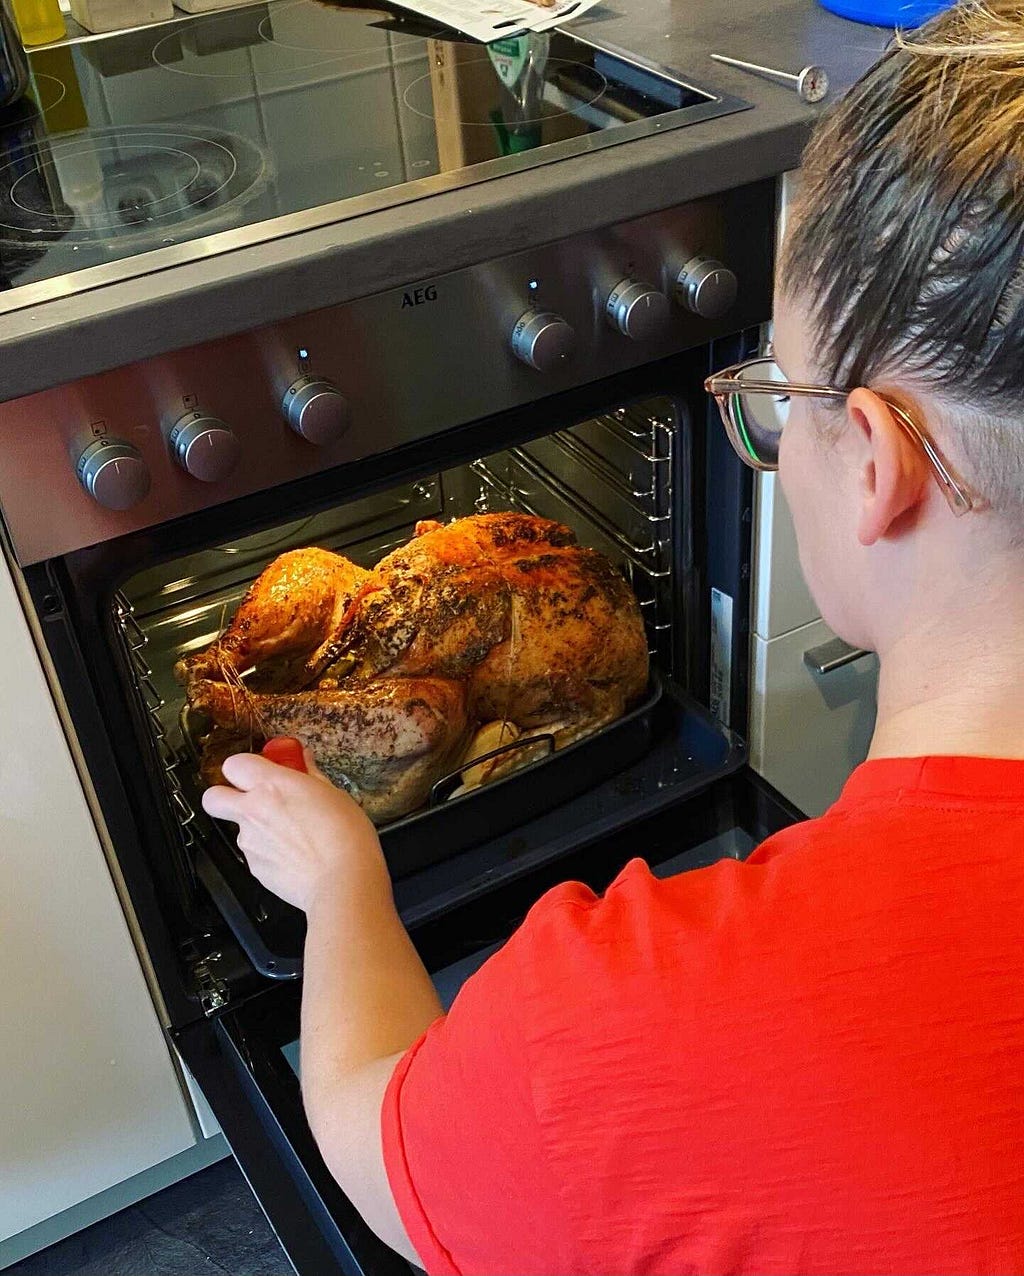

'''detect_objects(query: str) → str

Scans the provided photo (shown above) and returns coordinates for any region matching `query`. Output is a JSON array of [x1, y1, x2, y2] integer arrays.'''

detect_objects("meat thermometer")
[[710, 53, 830, 104], [261, 737, 361, 801], [261, 736, 309, 772]]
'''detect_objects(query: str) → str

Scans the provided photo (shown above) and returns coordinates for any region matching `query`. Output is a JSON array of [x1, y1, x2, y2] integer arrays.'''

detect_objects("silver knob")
[[169, 412, 241, 483], [282, 376, 350, 446], [606, 278, 671, 341], [675, 257, 738, 319], [511, 310, 576, 372], [75, 438, 151, 511]]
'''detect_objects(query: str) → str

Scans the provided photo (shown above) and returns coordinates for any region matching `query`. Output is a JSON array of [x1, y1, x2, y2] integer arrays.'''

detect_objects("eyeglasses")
[[704, 356, 974, 517]]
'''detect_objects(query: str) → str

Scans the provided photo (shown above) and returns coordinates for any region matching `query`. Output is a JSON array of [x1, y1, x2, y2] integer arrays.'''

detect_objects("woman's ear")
[[846, 388, 930, 546]]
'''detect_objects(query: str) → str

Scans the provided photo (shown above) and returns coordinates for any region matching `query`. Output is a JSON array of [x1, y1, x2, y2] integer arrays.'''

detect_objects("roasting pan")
[[179, 672, 668, 977]]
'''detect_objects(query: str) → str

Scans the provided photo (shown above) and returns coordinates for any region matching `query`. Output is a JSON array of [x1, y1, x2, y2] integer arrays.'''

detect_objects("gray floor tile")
[[7, 1160, 292, 1276]]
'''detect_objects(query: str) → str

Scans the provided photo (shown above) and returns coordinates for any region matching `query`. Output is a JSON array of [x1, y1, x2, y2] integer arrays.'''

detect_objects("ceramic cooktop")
[[0, 1, 747, 293]]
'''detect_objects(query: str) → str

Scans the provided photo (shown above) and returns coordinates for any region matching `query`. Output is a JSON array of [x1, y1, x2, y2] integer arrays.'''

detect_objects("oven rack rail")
[[558, 407, 674, 508], [113, 591, 201, 898], [470, 403, 676, 661], [471, 456, 672, 662]]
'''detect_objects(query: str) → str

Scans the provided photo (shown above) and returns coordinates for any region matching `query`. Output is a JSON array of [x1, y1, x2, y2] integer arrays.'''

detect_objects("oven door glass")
[[174, 767, 801, 1276]]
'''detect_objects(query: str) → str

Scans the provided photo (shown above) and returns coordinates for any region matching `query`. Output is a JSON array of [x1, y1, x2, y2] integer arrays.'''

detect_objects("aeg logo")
[[400, 284, 438, 308]]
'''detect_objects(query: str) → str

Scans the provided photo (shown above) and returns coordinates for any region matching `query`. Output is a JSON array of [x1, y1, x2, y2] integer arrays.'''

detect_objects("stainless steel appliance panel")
[[0, 185, 773, 564]]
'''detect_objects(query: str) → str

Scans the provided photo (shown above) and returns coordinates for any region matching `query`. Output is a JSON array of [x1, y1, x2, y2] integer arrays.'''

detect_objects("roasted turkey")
[[179, 513, 649, 823]]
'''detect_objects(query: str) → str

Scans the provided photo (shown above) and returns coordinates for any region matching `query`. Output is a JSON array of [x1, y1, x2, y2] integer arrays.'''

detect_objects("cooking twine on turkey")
[[176, 513, 650, 824]]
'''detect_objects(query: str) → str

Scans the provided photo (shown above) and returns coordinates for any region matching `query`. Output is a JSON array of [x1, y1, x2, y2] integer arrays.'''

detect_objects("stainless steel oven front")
[[0, 177, 800, 1275]]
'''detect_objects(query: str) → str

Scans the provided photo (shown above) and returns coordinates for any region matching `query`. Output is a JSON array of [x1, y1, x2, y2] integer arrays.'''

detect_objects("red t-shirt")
[[382, 757, 1024, 1275]]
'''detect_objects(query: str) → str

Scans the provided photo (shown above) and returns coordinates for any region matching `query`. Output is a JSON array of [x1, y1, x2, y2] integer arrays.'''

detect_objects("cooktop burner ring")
[[152, 30, 341, 78], [255, 0, 434, 54], [152, 0, 437, 79], [0, 127, 265, 244], [28, 73, 67, 116], [8, 143, 205, 226], [401, 56, 609, 128]]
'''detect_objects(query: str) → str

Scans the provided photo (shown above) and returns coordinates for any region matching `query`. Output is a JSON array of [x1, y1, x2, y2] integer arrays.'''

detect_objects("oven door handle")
[[803, 637, 873, 676]]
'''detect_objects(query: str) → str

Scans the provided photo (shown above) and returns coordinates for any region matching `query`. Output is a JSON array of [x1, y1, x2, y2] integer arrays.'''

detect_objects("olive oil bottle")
[[10, 0, 65, 47]]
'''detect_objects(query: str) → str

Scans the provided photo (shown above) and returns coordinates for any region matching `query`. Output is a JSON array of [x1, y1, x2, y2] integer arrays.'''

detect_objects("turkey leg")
[[192, 675, 472, 824], [175, 547, 369, 693]]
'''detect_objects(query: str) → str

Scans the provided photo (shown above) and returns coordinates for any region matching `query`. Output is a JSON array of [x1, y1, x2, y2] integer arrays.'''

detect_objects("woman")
[[204, 5, 1024, 1271]]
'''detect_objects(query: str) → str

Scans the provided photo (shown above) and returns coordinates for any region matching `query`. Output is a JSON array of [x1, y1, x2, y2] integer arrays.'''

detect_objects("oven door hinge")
[[191, 952, 230, 1016]]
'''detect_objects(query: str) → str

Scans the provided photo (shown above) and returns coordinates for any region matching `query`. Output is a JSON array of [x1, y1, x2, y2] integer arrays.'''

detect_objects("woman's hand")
[[202, 748, 388, 913]]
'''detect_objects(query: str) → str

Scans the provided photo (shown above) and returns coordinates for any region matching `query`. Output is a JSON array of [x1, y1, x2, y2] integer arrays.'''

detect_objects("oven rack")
[[113, 591, 200, 899]]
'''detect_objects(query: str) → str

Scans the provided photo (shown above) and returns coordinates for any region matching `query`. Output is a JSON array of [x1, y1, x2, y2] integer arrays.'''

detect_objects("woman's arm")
[[202, 750, 441, 1265]]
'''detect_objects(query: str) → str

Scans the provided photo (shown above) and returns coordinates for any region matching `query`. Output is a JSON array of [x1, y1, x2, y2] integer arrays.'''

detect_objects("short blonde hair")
[[782, 1, 1024, 522]]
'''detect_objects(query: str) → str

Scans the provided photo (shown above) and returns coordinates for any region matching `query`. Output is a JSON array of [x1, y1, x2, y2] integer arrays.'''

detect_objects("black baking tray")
[[182, 673, 742, 979], [384, 674, 661, 870]]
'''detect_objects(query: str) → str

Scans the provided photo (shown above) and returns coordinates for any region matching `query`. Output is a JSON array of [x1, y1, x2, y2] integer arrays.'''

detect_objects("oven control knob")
[[606, 278, 671, 341], [282, 376, 350, 446], [511, 310, 576, 372], [75, 438, 151, 510], [169, 412, 241, 483], [675, 257, 738, 319]]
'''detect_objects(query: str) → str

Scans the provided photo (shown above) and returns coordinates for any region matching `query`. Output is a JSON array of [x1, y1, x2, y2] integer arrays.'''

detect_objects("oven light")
[[298, 347, 310, 361], [528, 280, 538, 292]]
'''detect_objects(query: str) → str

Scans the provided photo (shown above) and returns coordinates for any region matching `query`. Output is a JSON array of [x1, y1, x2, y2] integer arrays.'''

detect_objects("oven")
[[0, 177, 801, 1275]]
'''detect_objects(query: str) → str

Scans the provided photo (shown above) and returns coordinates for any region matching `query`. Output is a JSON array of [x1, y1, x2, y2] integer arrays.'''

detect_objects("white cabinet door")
[[0, 557, 196, 1242], [749, 618, 878, 817]]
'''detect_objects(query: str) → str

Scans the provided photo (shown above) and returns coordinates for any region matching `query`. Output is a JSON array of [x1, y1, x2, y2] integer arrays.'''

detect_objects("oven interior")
[[109, 392, 746, 992]]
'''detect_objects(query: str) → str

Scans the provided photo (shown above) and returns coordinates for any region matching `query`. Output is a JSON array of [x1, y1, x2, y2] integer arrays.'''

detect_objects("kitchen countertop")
[[0, 0, 889, 402]]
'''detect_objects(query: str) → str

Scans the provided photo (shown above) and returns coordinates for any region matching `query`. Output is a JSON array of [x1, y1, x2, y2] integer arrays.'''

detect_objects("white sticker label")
[[392, 0, 601, 43], [710, 587, 734, 727]]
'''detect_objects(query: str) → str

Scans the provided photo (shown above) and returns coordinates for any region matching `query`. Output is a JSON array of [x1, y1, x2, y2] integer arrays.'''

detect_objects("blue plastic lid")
[[818, 0, 952, 26]]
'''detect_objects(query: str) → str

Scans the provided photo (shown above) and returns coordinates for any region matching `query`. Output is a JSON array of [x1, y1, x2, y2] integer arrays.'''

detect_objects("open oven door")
[[13, 324, 784, 1273], [174, 758, 803, 1276]]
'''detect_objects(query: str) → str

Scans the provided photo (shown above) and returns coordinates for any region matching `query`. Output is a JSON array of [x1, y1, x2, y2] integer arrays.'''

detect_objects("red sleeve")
[[381, 880, 596, 1276]]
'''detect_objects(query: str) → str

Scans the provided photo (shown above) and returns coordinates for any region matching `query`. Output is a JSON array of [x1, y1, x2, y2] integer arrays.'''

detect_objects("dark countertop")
[[0, 0, 889, 402]]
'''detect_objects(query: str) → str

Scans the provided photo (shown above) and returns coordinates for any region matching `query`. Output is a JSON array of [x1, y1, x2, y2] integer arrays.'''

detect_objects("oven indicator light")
[[298, 348, 309, 360], [528, 280, 538, 292]]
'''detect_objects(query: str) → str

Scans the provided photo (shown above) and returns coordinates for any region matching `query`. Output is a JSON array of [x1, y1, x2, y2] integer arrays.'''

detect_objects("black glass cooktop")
[[0, 1, 747, 296]]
